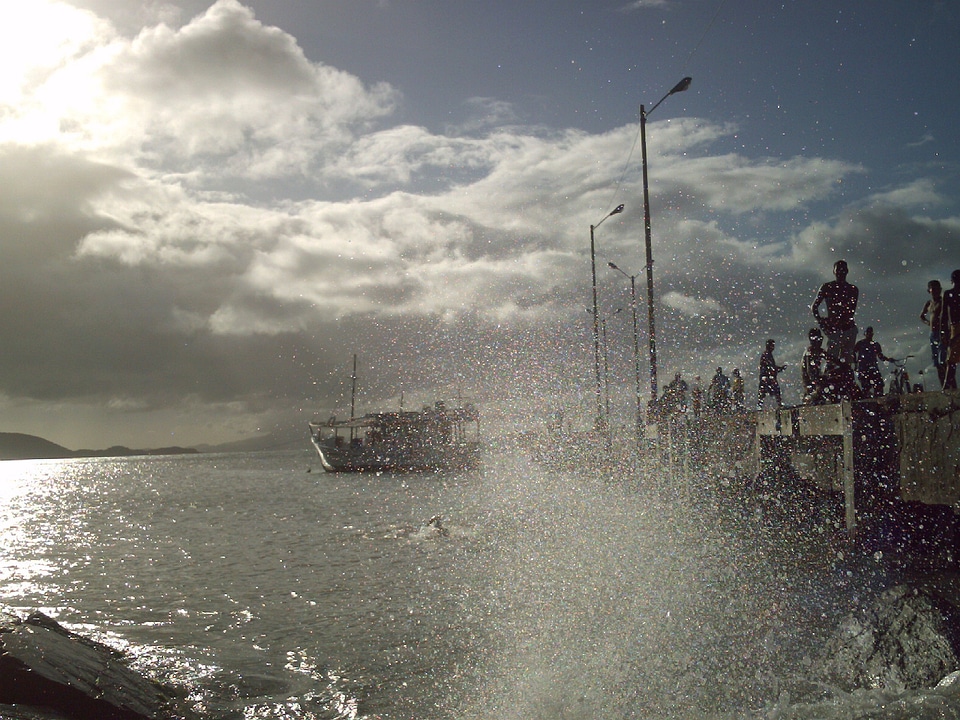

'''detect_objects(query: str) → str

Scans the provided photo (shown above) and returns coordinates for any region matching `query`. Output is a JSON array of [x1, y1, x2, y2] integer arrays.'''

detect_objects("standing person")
[[921, 280, 945, 387], [812, 259, 859, 365], [731, 369, 745, 412], [662, 372, 688, 415], [801, 328, 827, 404], [757, 339, 785, 409], [854, 327, 893, 397], [942, 269, 960, 390], [707, 367, 730, 414], [691, 376, 703, 418]]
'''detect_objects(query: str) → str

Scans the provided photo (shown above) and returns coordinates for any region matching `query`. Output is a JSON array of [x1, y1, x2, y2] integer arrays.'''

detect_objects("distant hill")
[[0, 432, 198, 461], [0, 433, 74, 460]]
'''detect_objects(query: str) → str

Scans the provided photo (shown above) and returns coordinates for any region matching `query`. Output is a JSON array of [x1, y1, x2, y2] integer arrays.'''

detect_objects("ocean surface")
[[1, 448, 958, 719]]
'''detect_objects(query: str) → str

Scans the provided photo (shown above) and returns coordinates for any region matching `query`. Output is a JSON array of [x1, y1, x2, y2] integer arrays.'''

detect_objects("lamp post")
[[600, 308, 622, 431], [608, 262, 642, 450], [587, 306, 622, 449], [641, 77, 691, 415], [590, 203, 624, 435]]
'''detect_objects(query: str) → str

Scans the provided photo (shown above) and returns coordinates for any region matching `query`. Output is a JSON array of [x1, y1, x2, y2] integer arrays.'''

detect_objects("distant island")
[[0, 432, 199, 461]]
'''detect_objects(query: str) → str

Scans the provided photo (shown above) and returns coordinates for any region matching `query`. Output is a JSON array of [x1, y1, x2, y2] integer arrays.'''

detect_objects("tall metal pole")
[[640, 105, 658, 407], [628, 275, 641, 446], [590, 224, 602, 433], [609, 262, 642, 451], [600, 308, 621, 441], [601, 317, 611, 426], [640, 77, 692, 416], [589, 204, 624, 436]]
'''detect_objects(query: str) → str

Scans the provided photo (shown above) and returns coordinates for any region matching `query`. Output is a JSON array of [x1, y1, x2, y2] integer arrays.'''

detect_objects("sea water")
[[0, 449, 958, 719]]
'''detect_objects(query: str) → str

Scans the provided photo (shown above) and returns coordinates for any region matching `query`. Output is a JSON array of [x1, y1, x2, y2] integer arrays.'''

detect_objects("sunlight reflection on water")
[[1, 451, 958, 719]]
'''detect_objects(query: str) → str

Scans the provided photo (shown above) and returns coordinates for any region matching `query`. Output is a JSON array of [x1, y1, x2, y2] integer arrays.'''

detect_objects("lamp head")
[[670, 77, 692, 95]]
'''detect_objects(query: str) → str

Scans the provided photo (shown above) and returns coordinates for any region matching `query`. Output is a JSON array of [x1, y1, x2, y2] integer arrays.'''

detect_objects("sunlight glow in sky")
[[0, 0, 957, 448]]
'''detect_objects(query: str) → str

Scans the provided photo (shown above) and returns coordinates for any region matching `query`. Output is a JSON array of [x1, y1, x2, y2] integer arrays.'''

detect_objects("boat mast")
[[350, 354, 358, 442], [350, 354, 357, 419]]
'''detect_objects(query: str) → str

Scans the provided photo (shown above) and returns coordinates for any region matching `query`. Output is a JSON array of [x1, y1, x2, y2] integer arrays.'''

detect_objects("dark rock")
[[0, 705, 75, 719], [0, 612, 186, 720], [813, 584, 960, 692]]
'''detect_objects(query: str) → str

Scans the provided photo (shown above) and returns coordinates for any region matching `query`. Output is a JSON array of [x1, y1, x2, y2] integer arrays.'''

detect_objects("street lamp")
[[600, 308, 622, 431], [590, 203, 624, 435], [608, 262, 642, 450], [586, 306, 622, 449], [641, 77, 691, 415]]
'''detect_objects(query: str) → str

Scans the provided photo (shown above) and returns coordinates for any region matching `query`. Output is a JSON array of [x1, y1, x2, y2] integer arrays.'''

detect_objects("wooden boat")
[[309, 402, 481, 473]]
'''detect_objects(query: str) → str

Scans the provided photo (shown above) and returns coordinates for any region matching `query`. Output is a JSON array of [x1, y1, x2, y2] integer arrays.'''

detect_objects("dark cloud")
[[0, 0, 957, 447]]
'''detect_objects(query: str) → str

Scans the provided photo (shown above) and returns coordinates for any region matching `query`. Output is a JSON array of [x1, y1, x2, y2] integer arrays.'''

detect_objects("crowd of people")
[[655, 262, 960, 418]]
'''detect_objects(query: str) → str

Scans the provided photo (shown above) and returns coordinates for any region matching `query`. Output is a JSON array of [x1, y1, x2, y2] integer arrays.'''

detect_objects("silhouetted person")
[[942, 269, 960, 390], [757, 339, 785, 409], [921, 279, 945, 387], [801, 328, 826, 404], [731, 369, 744, 412], [707, 367, 730, 414], [812, 259, 859, 366], [854, 326, 892, 397], [662, 372, 688, 415], [691, 376, 703, 417]]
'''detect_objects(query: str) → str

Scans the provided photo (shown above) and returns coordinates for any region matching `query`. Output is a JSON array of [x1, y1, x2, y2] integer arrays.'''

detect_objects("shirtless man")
[[942, 269, 960, 390], [812, 259, 859, 365]]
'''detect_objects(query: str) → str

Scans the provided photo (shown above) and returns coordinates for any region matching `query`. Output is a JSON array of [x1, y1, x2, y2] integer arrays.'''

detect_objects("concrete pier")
[[674, 390, 960, 533]]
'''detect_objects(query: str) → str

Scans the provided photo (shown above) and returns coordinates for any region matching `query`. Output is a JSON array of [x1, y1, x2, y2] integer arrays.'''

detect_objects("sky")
[[0, 0, 958, 449]]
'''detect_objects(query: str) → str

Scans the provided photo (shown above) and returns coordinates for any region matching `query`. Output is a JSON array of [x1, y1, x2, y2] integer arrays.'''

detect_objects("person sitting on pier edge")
[[707, 367, 730, 414], [757, 339, 786, 410], [920, 279, 946, 387], [854, 326, 893, 398], [731, 368, 745, 412], [812, 259, 859, 399], [942, 269, 960, 390], [801, 327, 827, 404]]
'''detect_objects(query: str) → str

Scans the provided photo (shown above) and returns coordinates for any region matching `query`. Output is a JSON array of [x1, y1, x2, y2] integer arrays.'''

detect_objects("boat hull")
[[309, 433, 481, 473], [309, 401, 482, 474]]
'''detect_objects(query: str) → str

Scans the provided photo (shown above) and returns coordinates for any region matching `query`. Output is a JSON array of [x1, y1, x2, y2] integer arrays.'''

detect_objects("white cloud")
[[618, 0, 671, 10], [864, 178, 944, 209], [2, 0, 399, 181], [0, 0, 956, 447], [662, 292, 725, 317]]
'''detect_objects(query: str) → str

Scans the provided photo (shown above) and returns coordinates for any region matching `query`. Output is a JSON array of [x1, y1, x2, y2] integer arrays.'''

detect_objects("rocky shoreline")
[[0, 611, 196, 720]]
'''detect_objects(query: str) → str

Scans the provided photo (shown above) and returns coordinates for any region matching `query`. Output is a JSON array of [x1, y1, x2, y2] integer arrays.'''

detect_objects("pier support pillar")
[[755, 402, 857, 535], [841, 400, 855, 533]]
